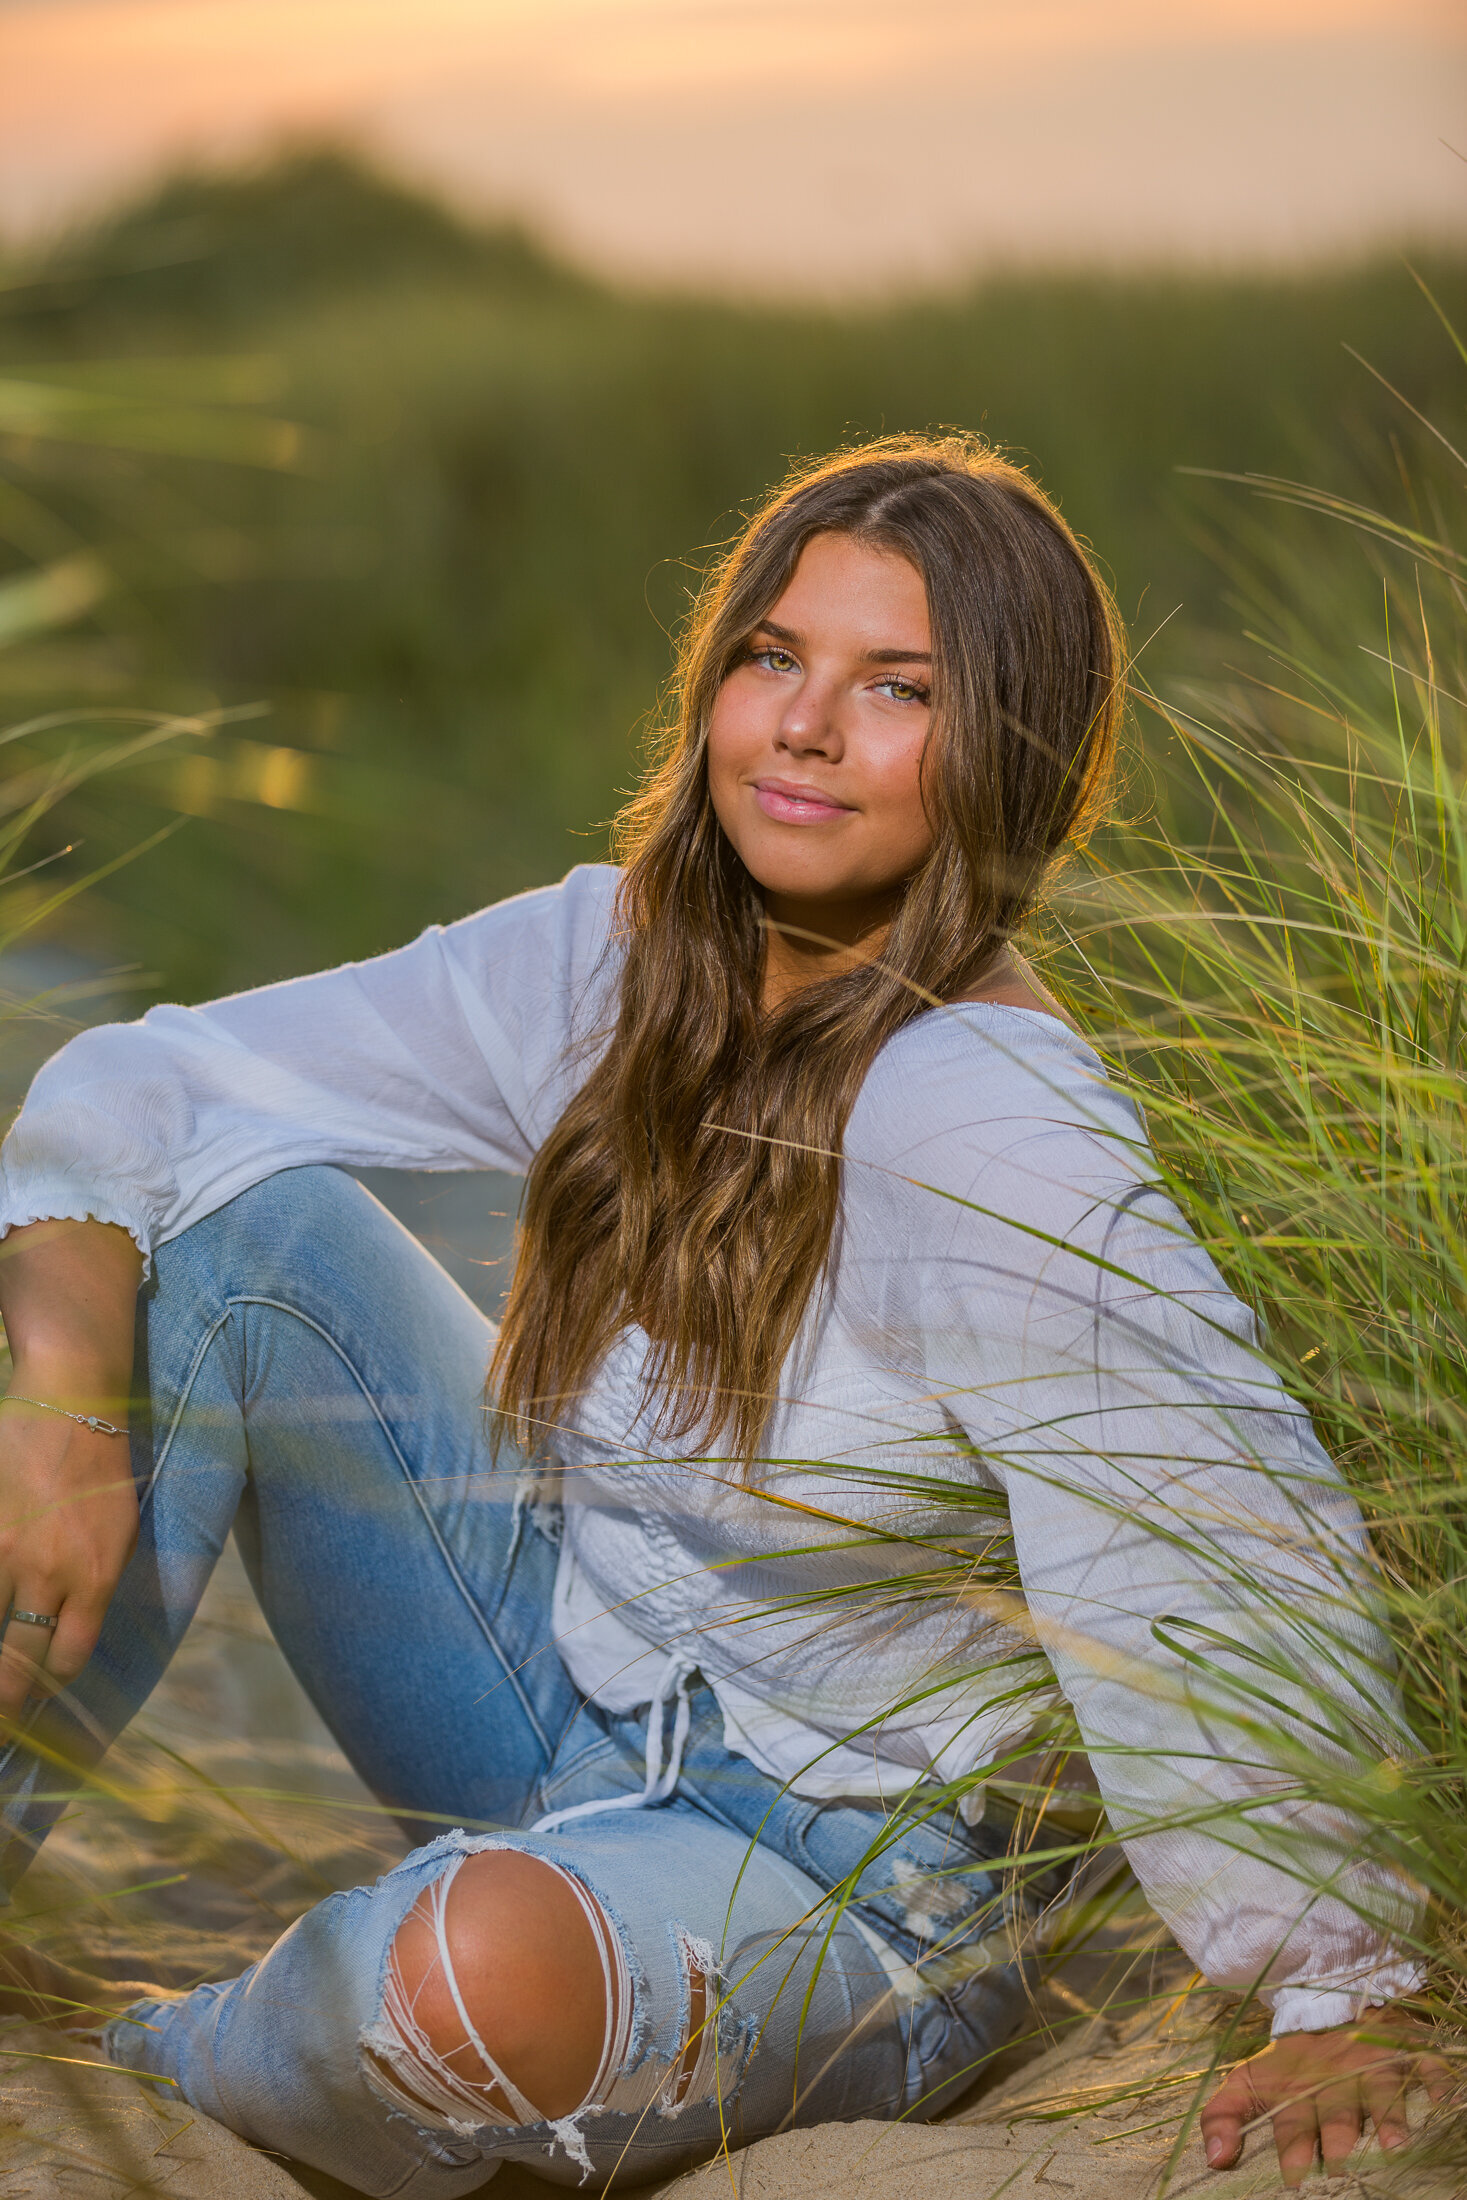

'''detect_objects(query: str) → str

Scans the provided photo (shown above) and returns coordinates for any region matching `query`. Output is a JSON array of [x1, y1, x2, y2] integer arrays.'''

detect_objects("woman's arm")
[[0, 866, 618, 1712], [880, 1070, 1427, 2181], [0, 865, 620, 1269], [0, 1218, 141, 1716], [911, 1122, 1419, 2021]]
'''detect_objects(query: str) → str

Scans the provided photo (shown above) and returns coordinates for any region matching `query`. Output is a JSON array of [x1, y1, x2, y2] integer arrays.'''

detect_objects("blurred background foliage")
[[0, 145, 1464, 1001]]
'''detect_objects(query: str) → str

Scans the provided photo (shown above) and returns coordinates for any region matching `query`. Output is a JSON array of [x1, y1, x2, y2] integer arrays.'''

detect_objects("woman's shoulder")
[[417, 865, 624, 1131], [437, 863, 623, 1010], [442, 862, 621, 958], [846, 1002, 1154, 1215]]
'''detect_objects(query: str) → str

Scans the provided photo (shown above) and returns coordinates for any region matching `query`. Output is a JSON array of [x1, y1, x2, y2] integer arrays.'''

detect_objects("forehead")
[[764, 533, 929, 649]]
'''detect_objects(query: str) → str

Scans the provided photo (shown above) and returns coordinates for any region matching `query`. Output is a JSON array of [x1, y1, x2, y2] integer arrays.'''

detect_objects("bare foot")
[[0, 1930, 160, 2031]]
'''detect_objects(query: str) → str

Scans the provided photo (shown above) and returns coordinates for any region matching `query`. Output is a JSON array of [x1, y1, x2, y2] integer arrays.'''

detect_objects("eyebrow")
[[755, 617, 931, 665]]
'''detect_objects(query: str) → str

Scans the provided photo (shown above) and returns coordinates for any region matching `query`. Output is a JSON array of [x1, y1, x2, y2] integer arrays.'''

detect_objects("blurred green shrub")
[[2, 147, 1463, 999]]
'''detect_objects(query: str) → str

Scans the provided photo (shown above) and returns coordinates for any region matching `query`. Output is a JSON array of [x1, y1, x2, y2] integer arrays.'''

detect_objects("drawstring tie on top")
[[532, 1655, 696, 1835]]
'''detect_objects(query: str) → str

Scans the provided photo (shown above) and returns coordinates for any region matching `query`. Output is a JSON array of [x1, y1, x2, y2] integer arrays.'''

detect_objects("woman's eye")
[[750, 646, 798, 674], [875, 675, 930, 704]]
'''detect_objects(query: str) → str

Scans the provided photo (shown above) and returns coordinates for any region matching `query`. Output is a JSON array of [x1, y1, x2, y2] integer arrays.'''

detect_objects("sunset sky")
[[3, 0, 1464, 294]]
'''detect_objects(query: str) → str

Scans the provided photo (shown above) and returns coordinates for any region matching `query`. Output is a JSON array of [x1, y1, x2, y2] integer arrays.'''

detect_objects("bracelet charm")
[[0, 1395, 128, 1439]]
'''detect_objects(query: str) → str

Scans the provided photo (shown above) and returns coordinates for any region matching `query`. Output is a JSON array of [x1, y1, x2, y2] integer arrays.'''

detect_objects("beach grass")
[[964, 273, 1467, 2172]]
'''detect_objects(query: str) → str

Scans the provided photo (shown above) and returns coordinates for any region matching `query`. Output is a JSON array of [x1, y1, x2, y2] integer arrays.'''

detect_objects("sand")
[[1, 1990, 1452, 2200]]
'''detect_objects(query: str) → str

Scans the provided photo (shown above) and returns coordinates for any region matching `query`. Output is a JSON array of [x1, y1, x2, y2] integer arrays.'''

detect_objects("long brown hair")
[[491, 434, 1124, 1463]]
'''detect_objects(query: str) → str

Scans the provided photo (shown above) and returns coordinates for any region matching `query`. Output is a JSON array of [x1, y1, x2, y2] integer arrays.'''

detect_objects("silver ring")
[[10, 1611, 58, 1630]]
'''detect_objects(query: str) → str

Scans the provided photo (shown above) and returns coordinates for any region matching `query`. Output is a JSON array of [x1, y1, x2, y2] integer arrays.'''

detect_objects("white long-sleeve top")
[[0, 865, 1421, 2031]]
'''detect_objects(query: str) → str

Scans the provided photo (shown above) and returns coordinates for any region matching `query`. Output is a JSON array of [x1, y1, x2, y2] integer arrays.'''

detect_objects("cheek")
[[704, 713, 734, 824], [705, 687, 760, 826], [707, 678, 763, 760], [867, 732, 933, 855]]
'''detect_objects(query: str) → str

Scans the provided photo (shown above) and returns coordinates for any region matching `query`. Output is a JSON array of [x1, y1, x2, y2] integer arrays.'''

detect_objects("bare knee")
[[380, 1850, 608, 2124]]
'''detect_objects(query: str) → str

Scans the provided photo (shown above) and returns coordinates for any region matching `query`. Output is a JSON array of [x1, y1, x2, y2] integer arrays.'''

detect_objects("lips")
[[751, 779, 854, 824]]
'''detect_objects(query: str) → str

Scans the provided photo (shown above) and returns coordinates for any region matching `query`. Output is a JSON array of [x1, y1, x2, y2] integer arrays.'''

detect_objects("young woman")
[[0, 439, 1433, 2193]]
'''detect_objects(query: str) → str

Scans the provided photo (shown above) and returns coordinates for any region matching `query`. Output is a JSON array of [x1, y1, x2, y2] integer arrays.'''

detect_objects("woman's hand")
[[1200, 2008, 1454, 2187], [0, 1218, 143, 1719]]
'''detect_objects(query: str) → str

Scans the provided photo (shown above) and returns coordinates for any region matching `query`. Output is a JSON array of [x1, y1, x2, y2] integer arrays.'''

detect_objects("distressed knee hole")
[[668, 1929, 722, 2111], [359, 1851, 746, 2176], [360, 1849, 621, 2149]]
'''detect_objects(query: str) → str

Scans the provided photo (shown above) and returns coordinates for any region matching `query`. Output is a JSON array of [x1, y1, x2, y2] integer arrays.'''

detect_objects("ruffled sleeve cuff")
[[0, 1180, 155, 1276], [1268, 1960, 1426, 2037]]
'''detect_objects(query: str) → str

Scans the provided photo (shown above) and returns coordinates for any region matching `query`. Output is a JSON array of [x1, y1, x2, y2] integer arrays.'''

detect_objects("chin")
[[749, 867, 852, 905]]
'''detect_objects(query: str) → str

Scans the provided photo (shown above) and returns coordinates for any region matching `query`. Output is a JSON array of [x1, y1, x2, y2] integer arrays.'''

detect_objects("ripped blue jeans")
[[0, 1169, 1036, 2194]]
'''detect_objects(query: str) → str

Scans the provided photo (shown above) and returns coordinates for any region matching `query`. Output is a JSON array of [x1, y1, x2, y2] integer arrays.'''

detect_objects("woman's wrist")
[[4, 1335, 134, 1415], [0, 1380, 132, 1432]]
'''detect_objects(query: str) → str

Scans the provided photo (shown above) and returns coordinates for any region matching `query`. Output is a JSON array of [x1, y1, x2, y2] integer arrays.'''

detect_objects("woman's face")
[[706, 532, 934, 947]]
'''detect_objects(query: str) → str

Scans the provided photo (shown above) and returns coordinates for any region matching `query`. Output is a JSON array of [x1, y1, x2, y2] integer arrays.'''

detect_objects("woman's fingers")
[[1313, 2075, 1366, 2176], [1362, 2057, 1412, 2151], [1201, 2019, 1452, 2190], [41, 1592, 110, 1689], [0, 1404, 140, 1721], [0, 1594, 109, 1719], [1198, 2066, 1252, 2168], [42, 1599, 102, 1692], [1205, 2068, 1328, 2191], [1270, 2099, 1326, 2189], [1205, 2015, 1434, 2191], [0, 1599, 60, 1717]]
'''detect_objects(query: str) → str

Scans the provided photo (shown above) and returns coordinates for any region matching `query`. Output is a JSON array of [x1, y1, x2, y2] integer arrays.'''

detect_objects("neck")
[[758, 890, 900, 1011]]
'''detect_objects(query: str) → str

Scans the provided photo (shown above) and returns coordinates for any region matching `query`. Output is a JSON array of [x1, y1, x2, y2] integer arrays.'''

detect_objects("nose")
[[775, 670, 844, 759]]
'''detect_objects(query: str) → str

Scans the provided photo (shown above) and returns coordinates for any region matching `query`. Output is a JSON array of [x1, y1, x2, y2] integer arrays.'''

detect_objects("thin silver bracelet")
[[1, 1395, 128, 1438]]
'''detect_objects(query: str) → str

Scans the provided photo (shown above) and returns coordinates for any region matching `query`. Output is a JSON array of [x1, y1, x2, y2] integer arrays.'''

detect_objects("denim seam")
[[158, 1292, 557, 1763], [140, 1302, 239, 1521], [532, 1734, 640, 1819]]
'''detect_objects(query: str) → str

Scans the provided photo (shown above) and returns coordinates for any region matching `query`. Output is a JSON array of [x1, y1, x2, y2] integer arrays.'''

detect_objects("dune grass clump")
[[1017, 291, 1467, 2171]]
